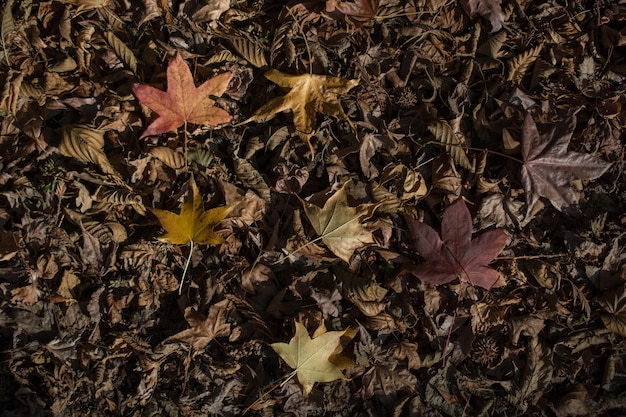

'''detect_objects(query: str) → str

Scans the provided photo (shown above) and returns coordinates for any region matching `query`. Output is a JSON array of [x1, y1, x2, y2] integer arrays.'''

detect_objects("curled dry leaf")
[[132, 51, 233, 138], [407, 198, 508, 289], [271, 321, 351, 395], [151, 176, 231, 245]]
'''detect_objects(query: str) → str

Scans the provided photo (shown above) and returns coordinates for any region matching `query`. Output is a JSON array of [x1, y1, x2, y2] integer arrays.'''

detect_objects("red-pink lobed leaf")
[[133, 51, 233, 138]]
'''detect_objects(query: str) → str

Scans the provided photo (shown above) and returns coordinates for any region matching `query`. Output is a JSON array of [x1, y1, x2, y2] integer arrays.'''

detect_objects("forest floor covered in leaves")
[[1, 0, 626, 416]]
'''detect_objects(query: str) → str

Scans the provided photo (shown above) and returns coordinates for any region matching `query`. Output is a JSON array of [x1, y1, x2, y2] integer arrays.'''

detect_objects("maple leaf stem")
[[271, 234, 326, 265], [442, 307, 458, 367], [425, 141, 524, 164], [183, 120, 188, 169], [179, 240, 194, 295]]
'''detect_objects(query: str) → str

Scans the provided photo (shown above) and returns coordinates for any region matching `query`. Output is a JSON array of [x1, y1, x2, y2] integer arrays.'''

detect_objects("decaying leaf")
[[271, 321, 350, 394], [407, 198, 508, 289], [520, 114, 612, 216], [151, 176, 230, 245], [133, 51, 233, 137], [58, 126, 118, 175], [599, 285, 626, 337], [303, 182, 375, 263], [246, 70, 358, 136]]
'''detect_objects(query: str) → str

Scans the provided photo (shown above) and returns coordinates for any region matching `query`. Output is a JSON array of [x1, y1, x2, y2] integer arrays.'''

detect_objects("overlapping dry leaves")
[[1, 0, 625, 416]]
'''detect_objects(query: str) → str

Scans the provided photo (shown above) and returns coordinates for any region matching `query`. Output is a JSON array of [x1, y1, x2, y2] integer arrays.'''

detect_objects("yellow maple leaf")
[[151, 176, 230, 245], [245, 70, 358, 136], [271, 322, 349, 394], [151, 176, 230, 293]]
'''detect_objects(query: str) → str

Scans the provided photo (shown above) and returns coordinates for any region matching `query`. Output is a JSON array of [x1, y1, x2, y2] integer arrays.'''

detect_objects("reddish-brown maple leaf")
[[406, 198, 508, 290], [520, 114, 612, 215], [132, 52, 233, 138]]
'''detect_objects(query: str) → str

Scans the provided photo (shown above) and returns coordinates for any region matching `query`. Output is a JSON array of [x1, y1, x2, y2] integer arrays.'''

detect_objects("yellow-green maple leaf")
[[303, 182, 375, 263], [271, 322, 348, 394], [151, 176, 230, 245]]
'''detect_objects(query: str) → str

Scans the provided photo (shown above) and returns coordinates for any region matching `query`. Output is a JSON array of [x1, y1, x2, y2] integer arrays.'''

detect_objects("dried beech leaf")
[[229, 37, 268, 68], [271, 322, 349, 394], [205, 47, 246, 65], [148, 146, 185, 170], [132, 51, 233, 137], [507, 45, 542, 83], [83, 220, 127, 244], [95, 188, 146, 215], [407, 198, 508, 289], [104, 31, 137, 74], [59, 126, 117, 175], [151, 176, 231, 245], [303, 182, 375, 263], [428, 120, 472, 170]]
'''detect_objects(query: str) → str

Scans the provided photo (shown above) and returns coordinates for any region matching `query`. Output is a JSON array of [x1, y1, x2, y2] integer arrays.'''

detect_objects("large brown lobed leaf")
[[520, 114, 612, 216]]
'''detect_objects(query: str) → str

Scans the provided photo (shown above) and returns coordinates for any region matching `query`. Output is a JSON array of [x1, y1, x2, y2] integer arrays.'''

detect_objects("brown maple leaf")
[[165, 299, 234, 353], [520, 114, 612, 215], [132, 52, 233, 138], [406, 198, 508, 290], [246, 70, 358, 136]]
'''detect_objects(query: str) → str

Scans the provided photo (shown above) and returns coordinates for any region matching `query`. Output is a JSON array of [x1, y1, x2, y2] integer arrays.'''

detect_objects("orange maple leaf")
[[132, 52, 234, 138]]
